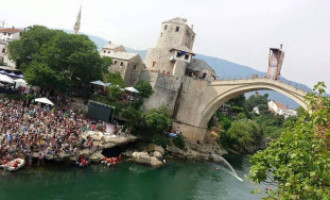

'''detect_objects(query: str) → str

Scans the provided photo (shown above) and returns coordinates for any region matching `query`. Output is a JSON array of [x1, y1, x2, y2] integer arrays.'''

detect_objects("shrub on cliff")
[[172, 135, 185, 149], [135, 81, 153, 98], [144, 107, 172, 134]]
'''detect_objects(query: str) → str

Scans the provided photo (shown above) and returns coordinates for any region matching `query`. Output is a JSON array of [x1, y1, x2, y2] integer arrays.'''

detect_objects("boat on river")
[[3, 158, 25, 172]]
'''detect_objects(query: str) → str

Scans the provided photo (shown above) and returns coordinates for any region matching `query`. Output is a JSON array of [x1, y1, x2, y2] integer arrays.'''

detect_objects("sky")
[[1, 0, 329, 92]]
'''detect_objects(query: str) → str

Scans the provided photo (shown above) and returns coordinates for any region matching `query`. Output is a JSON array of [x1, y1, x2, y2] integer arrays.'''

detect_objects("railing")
[[213, 76, 309, 93]]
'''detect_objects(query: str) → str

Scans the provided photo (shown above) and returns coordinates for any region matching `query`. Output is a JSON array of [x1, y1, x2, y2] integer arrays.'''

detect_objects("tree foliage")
[[122, 106, 142, 127], [107, 86, 123, 101], [221, 119, 262, 152], [135, 81, 153, 98], [249, 82, 330, 200], [103, 72, 124, 88], [8, 25, 109, 91], [245, 93, 270, 114], [144, 107, 172, 134]]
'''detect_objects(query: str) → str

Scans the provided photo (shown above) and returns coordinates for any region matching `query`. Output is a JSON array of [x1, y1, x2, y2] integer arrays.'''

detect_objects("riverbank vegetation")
[[212, 93, 298, 153], [249, 82, 330, 200]]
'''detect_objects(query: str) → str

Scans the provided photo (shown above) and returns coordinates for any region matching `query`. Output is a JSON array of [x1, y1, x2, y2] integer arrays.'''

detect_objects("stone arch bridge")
[[172, 78, 308, 142]]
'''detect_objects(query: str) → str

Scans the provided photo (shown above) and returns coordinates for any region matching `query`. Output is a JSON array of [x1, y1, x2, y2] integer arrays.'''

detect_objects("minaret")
[[73, 6, 82, 34]]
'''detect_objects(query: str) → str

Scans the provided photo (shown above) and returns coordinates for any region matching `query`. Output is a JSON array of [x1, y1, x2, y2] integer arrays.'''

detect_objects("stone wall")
[[172, 121, 206, 143], [141, 71, 180, 114]]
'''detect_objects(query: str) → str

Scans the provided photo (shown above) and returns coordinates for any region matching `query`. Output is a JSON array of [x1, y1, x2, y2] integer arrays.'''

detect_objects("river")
[[0, 155, 269, 200]]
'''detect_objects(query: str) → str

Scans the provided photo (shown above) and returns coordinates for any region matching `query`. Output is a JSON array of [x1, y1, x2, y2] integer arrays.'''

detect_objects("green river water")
[[0, 155, 269, 200]]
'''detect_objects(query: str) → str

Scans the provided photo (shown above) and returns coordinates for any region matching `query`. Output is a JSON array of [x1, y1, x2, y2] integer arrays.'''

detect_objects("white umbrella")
[[8, 72, 16, 77], [104, 82, 112, 87], [90, 80, 105, 86], [14, 79, 27, 84], [0, 74, 14, 84], [0, 70, 6, 74], [124, 87, 139, 93], [35, 97, 54, 106]]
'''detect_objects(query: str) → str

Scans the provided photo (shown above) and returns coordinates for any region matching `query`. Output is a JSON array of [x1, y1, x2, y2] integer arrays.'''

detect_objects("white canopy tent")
[[14, 78, 28, 88], [14, 79, 27, 84], [0, 74, 14, 84], [124, 87, 139, 93], [35, 97, 54, 106], [90, 80, 106, 86], [104, 82, 112, 87]]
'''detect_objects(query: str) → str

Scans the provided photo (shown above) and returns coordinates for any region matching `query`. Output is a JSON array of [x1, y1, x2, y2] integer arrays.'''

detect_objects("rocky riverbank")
[[123, 141, 227, 167]]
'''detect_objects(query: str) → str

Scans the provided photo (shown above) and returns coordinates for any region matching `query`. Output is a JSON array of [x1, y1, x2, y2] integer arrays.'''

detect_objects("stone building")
[[0, 28, 23, 68], [141, 17, 216, 114], [100, 41, 144, 86], [0, 28, 22, 42], [268, 100, 297, 118]]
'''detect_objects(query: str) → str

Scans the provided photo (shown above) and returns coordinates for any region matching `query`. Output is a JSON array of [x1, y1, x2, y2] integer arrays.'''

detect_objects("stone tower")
[[73, 6, 82, 35], [145, 17, 196, 79]]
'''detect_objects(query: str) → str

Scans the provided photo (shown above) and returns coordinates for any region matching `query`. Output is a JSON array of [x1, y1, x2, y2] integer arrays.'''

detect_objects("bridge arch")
[[173, 78, 309, 143], [198, 80, 308, 129]]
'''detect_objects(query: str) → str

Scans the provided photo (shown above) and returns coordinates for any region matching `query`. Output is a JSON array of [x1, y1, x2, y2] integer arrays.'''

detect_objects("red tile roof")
[[0, 28, 22, 33], [275, 102, 287, 110]]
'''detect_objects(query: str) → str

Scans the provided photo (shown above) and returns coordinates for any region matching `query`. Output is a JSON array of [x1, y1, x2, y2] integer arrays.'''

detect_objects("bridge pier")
[[173, 121, 207, 143]]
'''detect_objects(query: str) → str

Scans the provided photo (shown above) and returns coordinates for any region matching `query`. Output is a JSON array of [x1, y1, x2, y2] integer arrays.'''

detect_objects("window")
[[134, 65, 137, 70], [177, 52, 180, 57], [120, 62, 123, 66], [185, 54, 189, 60], [114, 61, 117, 64], [103, 50, 106, 53], [175, 26, 180, 32], [108, 51, 111, 54], [2, 48, 5, 53], [164, 25, 168, 30]]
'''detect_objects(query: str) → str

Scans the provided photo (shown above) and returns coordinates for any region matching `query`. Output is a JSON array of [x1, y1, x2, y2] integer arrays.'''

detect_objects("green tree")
[[135, 81, 153, 98], [295, 106, 306, 116], [144, 107, 172, 134], [107, 86, 123, 101], [122, 106, 142, 126], [8, 25, 108, 91], [104, 72, 125, 88], [249, 82, 330, 200], [245, 93, 269, 112], [222, 119, 262, 152], [24, 62, 65, 92]]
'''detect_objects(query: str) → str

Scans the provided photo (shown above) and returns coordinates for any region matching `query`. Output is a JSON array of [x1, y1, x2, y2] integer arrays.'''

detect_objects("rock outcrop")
[[128, 151, 163, 167]]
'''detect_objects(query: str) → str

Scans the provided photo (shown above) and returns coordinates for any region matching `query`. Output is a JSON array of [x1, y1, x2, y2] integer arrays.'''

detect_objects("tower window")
[[103, 50, 106, 53], [114, 61, 117, 64], [108, 51, 111, 54], [177, 52, 180, 57], [120, 62, 123, 66], [175, 26, 180, 32], [134, 65, 137, 70], [164, 25, 167, 30], [185, 54, 189, 60]]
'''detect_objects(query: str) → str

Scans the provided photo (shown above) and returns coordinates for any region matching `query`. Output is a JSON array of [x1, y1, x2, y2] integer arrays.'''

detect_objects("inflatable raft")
[[3, 158, 25, 172]]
